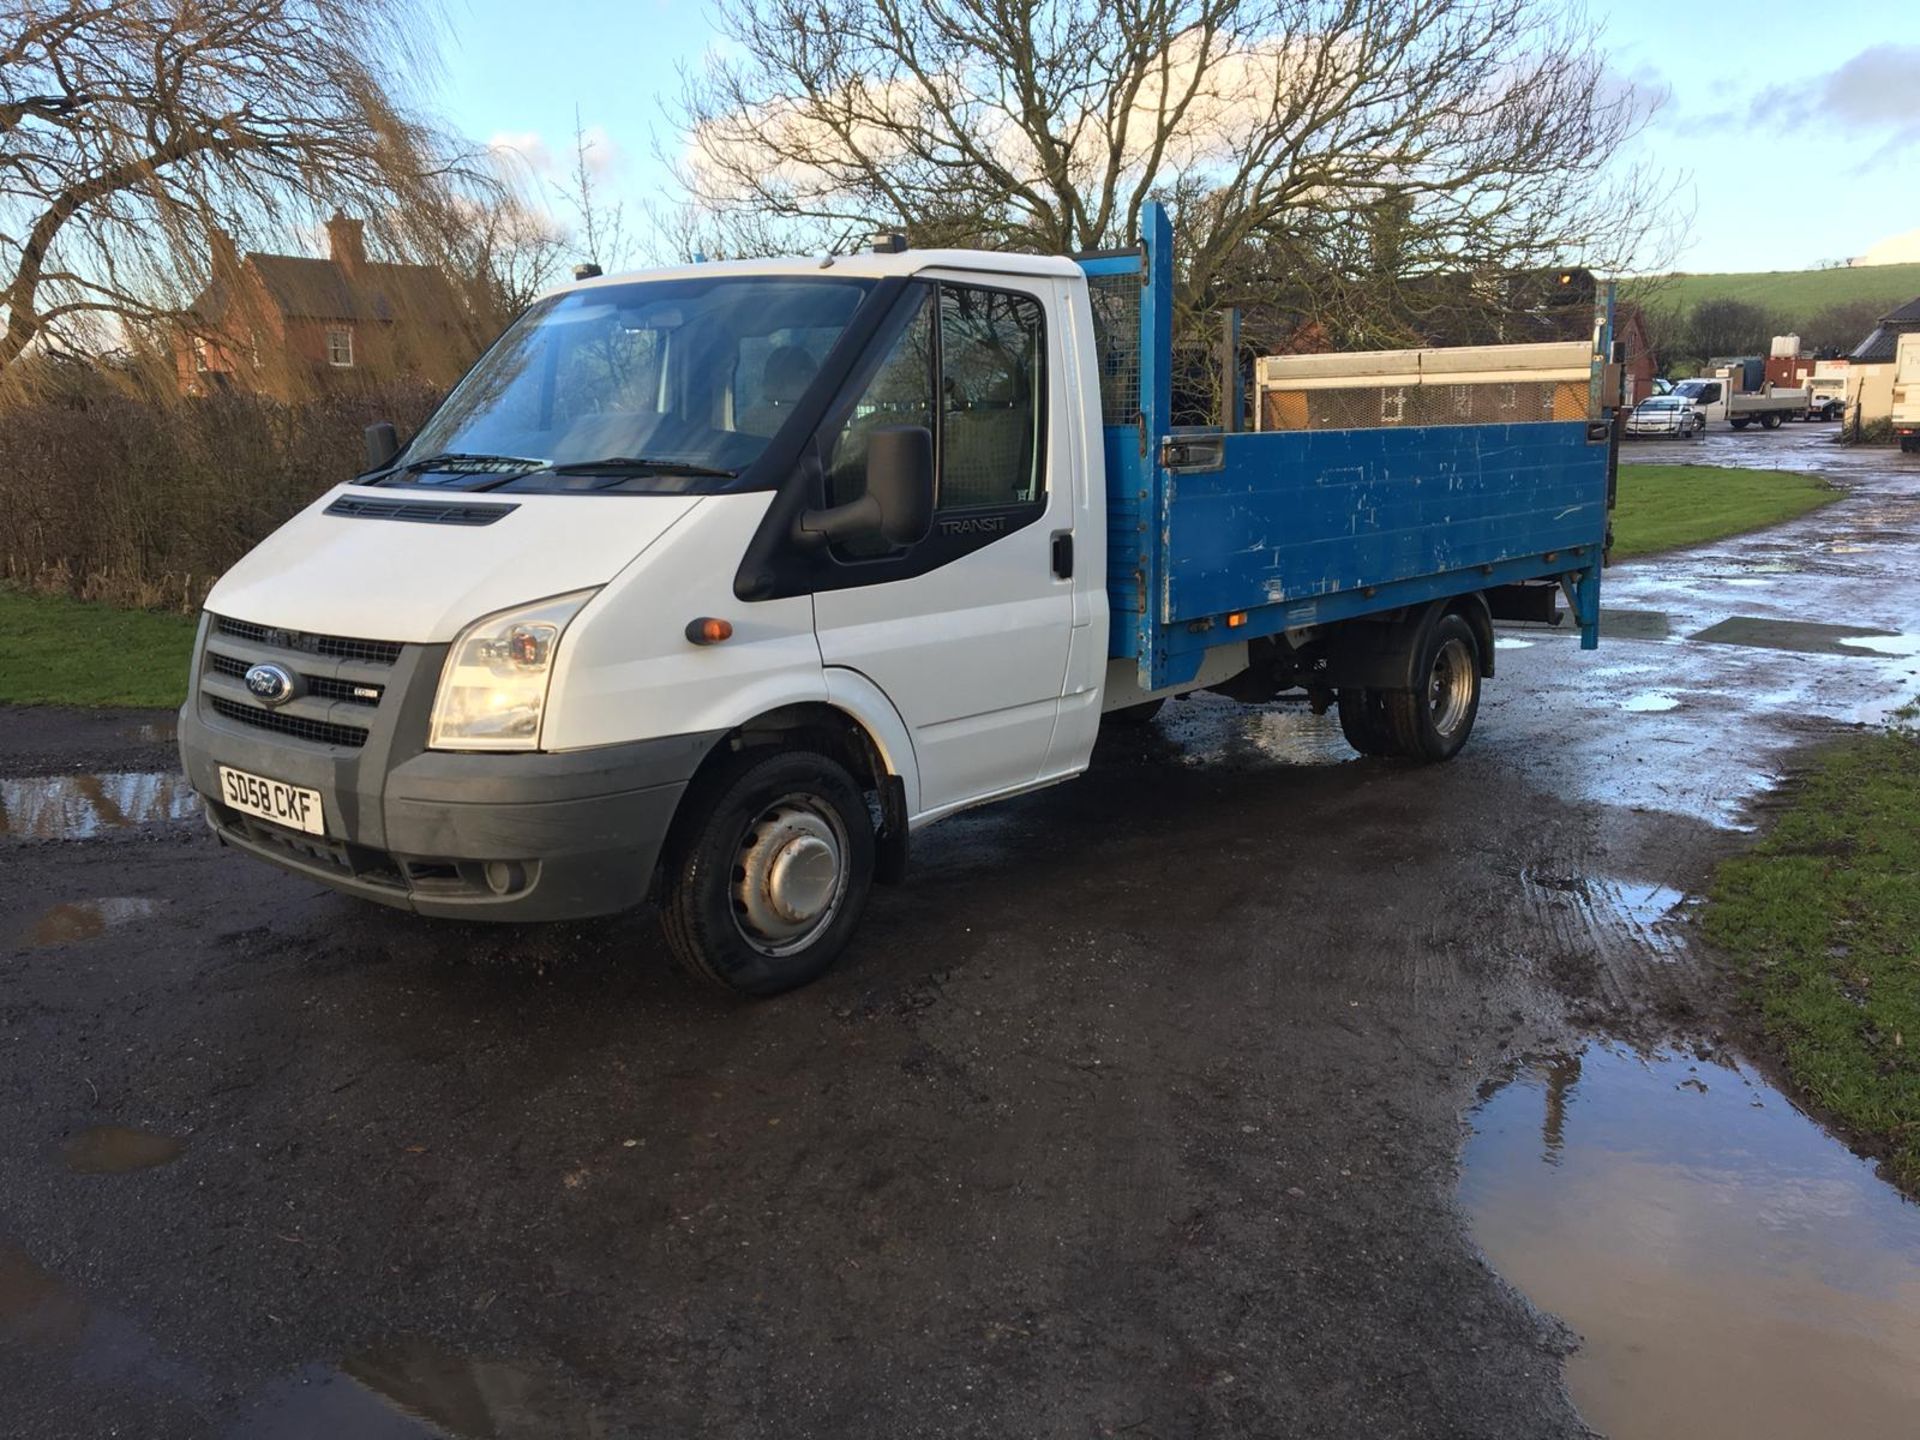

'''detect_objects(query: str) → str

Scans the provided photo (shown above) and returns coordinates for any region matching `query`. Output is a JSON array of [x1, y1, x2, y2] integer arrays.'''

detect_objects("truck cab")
[[179, 214, 1616, 995]]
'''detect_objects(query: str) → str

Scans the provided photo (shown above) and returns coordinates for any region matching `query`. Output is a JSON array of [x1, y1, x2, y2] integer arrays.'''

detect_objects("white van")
[[179, 217, 1616, 995]]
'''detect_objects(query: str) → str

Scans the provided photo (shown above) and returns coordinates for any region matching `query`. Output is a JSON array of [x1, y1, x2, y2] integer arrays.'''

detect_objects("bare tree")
[[565, 105, 632, 273], [0, 0, 474, 381], [676, 0, 1677, 343]]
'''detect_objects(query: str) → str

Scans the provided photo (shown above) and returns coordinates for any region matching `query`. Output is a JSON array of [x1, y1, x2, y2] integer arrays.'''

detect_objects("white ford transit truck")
[[179, 207, 1619, 994]]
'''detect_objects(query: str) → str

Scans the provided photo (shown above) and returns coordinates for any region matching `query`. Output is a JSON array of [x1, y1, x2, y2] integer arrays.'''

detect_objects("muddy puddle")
[[1462, 1046, 1920, 1439], [24, 897, 164, 946], [61, 1125, 186, 1175], [1162, 698, 1355, 767], [1, 1243, 595, 1435], [0, 772, 198, 839], [229, 1337, 601, 1439]]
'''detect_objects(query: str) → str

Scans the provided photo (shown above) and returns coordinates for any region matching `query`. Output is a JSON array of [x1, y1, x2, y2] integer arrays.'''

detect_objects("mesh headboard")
[[1085, 271, 1142, 428]]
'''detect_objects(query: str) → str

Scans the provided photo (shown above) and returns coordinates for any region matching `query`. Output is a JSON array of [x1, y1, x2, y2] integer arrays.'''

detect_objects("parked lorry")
[[1670, 370, 1810, 430], [1896, 333, 1920, 453], [1806, 366, 1848, 421], [177, 206, 1620, 995]]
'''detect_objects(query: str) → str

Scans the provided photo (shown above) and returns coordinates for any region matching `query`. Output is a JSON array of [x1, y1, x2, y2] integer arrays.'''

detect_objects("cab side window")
[[821, 280, 1047, 533], [939, 286, 1045, 509]]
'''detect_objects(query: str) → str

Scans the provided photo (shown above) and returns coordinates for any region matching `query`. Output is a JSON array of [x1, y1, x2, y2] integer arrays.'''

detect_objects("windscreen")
[[387, 275, 876, 492]]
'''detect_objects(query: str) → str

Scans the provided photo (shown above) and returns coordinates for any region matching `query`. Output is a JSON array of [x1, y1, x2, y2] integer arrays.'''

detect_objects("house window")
[[327, 328, 354, 367]]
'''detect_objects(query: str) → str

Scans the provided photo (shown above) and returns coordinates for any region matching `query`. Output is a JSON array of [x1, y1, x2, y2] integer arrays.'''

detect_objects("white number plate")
[[218, 766, 325, 836]]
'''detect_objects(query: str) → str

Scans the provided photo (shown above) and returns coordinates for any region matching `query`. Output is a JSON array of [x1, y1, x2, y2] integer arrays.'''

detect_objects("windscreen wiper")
[[396, 451, 550, 475], [545, 456, 739, 479]]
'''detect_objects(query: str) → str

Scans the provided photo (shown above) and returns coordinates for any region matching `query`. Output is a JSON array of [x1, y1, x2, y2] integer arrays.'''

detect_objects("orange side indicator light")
[[686, 617, 735, 645], [1225, 611, 1248, 629]]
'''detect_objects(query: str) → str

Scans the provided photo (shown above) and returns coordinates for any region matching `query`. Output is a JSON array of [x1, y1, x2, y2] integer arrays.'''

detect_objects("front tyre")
[[660, 749, 875, 997], [1384, 614, 1483, 763]]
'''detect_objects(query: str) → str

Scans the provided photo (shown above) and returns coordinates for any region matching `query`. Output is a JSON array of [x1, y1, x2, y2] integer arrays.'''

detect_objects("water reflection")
[[26, 897, 163, 946], [230, 1337, 603, 1439], [0, 773, 198, 839], [1462, 1046, 1920, 1439]]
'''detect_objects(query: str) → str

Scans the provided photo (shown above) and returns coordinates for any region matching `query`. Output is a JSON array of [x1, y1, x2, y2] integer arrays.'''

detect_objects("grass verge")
[[0, 587, 196, 708], [1611, 463, 1841, 559], [1703, 719, 1920, 1192]]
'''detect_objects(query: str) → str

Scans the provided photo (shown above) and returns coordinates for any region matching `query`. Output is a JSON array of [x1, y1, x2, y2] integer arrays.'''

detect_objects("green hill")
[[1624, 262, 1920, 320]]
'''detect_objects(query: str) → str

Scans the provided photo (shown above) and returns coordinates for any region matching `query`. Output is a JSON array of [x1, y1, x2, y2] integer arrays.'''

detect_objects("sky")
[[432, 0, 1920, 277]]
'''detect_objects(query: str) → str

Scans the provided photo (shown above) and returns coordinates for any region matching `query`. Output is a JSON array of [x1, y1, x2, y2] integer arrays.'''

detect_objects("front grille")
[[214, 616, 402, 667], [210, 696, 369, 749], [209, 653, 381, 705]]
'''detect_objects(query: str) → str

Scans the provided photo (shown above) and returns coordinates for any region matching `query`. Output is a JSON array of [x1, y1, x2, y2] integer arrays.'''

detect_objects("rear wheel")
[[660, 748, 875, 997], [1730, 417, 1750, 430], [1337, 688, 1397, 756], [1761, 412, 1782, 430], [1383, 614, 1483, 763]]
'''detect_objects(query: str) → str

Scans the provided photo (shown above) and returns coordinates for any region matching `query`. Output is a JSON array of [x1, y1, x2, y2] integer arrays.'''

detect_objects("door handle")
[[1051, 530, 1074, 579]]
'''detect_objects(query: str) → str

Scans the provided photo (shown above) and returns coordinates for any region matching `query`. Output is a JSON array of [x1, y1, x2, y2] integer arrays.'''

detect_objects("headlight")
[[428, 590, 597, 751]]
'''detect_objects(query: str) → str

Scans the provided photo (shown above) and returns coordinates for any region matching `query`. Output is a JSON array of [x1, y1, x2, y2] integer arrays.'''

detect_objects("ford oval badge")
[[244, 662, 296, 707]]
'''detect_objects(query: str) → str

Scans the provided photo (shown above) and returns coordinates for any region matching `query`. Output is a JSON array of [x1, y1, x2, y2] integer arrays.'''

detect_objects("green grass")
[[1624, 262, 1920, 322], [1704, 726, 1920, 1192], [1610, 464, 1841, 559], [0, 587, 196, 708]]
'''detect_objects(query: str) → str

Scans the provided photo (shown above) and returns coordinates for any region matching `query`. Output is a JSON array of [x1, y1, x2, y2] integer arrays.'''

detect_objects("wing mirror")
[[364, 421, 400, 470], [798, 425, 934, 551]]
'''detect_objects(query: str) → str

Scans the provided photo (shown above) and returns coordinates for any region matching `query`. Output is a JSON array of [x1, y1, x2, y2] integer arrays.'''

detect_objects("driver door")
[[810, 279, 1073, 818]]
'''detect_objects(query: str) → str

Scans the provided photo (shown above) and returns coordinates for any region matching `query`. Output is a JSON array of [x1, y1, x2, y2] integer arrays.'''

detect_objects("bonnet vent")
[[325, 496, 518, 526]]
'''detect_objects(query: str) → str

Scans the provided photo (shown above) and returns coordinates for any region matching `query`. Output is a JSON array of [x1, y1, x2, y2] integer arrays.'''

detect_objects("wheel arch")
[[1445, 590, 1496, 678], [656, 694, 917, 896]]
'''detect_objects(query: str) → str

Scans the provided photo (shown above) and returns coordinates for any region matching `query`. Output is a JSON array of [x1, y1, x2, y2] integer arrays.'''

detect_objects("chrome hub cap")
[[1428, 636, 1475, 737], [732, 796, 849, 955]]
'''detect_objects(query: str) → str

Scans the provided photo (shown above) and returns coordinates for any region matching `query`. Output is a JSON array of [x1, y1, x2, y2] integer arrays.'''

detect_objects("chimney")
[[209, 225, 241, 281], [326, 211, 366, 272]]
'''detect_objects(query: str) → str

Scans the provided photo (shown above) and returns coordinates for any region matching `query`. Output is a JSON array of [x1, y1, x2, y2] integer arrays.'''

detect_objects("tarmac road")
[[2, 425, 1916, 1439]]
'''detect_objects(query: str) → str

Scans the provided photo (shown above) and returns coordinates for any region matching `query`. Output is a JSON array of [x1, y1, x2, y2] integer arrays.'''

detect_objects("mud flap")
[[874, 773, 910, 886]]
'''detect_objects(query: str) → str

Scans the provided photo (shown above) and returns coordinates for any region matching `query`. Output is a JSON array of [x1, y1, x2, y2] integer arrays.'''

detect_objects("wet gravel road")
[[3, 426, 1916, 1439]]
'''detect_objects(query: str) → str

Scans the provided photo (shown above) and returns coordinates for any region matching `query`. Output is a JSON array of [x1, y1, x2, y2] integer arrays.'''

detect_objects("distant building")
[[178, 214, 473, 399], [1614, 303, 1657, 404], [1843, 295, 1920, 423]]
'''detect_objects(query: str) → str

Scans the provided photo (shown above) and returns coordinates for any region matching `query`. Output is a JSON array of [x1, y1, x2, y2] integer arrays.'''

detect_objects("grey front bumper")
[[177, 615, 722, 921]]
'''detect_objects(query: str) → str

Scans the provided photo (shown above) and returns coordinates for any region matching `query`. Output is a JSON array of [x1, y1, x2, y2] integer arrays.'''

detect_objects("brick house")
[[178, 214, 474, 398]]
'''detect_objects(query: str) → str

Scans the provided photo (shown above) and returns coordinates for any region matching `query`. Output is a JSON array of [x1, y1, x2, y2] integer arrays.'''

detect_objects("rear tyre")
[[1383, 614, 1483, 763], [1730, 417, 1750, 430], [1337, 688, 1397, 756], [660, 748, 875, 997], [1761, 412, 1782, 430]]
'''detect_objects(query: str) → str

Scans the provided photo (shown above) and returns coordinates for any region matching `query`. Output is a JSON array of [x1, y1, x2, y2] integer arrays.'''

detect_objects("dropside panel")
[[1160, 421, 1611, 626]]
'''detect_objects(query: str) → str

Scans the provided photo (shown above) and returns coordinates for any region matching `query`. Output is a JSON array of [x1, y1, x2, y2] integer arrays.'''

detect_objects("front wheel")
[[1384, 614, 1483, 763], [660, 748, 875, 997]]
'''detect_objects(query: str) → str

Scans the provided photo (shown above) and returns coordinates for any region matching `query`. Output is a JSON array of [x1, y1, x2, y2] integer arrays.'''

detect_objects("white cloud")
[[488, 130, 557, 179], [1860, 227, 1920, 267]]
